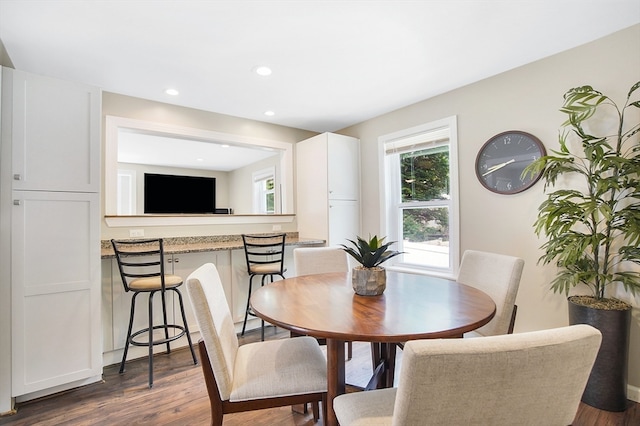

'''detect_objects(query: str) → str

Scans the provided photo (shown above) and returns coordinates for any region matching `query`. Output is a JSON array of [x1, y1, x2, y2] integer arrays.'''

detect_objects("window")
[[380, 116, 459, 276], [117, 169, 136, 215], [253, 167, 276, 214]]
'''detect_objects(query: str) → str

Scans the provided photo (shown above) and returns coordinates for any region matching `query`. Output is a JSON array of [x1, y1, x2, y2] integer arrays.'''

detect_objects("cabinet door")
[[11, 191, 101, 395], [6, 68, 100, 192], [328, 199, 360, 247], [327, 134, 360, 200]]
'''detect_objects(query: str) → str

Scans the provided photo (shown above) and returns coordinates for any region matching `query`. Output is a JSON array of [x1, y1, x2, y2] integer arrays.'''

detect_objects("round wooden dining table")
[[250, 270, 496, 426]]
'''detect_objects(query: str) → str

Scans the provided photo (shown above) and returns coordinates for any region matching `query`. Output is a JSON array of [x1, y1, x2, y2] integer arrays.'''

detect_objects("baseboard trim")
[[628, 384, 640, 403]]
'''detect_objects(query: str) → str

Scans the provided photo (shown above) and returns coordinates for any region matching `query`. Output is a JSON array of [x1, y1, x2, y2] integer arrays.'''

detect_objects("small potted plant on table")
[[341, 235, 402, 296]]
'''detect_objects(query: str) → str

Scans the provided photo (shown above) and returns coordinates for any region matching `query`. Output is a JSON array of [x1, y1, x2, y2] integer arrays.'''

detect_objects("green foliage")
[[340, 235, 403, 268], [403, 208, 449, 242], [400, 150, 449, 202], [524, 82, 640, 299]]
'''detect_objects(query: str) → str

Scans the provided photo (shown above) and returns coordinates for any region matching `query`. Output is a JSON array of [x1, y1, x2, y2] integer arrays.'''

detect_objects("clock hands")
[[482, 159, 515, 176]]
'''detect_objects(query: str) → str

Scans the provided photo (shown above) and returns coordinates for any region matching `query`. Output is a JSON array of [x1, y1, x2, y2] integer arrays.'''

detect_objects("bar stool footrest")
[[129, 324, 187, 347]]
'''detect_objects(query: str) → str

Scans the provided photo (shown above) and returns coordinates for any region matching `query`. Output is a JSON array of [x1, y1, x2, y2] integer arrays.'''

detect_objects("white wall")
[[229, 155, 281, 214], [340, 25, 640, 397], [101, 92, 316, 240]]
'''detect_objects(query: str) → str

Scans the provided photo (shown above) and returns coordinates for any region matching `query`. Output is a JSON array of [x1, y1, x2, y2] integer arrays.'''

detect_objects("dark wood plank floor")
[[1, 326, 638, 425]]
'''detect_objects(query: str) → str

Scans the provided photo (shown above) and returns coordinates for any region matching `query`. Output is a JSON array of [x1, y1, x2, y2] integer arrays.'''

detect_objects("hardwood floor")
[[1, 326, 638, 425]]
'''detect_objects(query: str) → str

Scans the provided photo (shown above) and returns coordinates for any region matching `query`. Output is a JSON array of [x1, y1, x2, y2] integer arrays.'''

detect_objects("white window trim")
[[253, 167, 276, 214], [378, 116, 460, 278], [116, 169, 137, 215]]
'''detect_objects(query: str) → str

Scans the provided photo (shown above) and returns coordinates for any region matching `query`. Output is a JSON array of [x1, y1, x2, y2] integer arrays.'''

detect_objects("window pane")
[[401, 207, 450, 268], [266, 193, 275, 213], [400, 148, 449, 202]]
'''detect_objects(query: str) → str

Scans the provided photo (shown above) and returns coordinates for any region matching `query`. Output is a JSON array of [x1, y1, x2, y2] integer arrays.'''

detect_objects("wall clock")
[[475, 130, 546, 194]]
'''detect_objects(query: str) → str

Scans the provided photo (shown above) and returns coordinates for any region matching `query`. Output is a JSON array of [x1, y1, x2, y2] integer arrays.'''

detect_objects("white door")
[[11, 190, 101, 395], [328, 199, 360, 247], [328, 135, 360, 201]]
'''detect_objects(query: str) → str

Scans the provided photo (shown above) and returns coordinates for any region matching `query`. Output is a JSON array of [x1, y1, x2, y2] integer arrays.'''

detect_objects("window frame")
[[378, 116, 460, 278], [253, 167, 276, 214]]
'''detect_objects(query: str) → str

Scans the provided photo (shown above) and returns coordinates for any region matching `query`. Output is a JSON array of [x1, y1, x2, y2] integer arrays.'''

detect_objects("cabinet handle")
[[13, 174, 21, 181], [174, 258, 180, 264], [13, 200, 21, 206]]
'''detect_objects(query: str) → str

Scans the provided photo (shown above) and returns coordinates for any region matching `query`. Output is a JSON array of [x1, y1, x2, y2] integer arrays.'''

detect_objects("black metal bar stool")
[[111, 238, 197, 388], [240, 234, 287, 340]]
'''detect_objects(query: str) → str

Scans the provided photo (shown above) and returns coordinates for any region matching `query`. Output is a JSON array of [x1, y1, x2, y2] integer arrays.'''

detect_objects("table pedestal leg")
[[326, 339, 345, 426], [368, 342, 397, 390]]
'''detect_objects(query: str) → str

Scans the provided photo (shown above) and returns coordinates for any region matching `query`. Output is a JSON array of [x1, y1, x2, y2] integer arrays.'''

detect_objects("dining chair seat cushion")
[[128, 274, 183, 291], [230, 335, 327, 401], [333, 388, 395, 426], [249, 262, 286, 275]]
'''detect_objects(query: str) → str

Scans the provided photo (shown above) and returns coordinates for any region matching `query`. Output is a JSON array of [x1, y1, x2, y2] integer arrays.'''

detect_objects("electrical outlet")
[[272, 225, 282, 231], [129, 229, 144, 237]]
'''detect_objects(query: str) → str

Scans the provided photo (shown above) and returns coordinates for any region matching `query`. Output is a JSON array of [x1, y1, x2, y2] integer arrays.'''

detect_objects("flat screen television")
[[144, 173, 216, 214]]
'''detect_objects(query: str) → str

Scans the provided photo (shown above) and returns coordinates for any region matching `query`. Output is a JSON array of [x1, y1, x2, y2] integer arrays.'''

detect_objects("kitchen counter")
[[100, 232, 324, 258]]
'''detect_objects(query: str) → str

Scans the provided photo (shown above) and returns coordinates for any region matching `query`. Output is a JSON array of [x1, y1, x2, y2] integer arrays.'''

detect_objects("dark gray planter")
[[568, 297, 631, 412]]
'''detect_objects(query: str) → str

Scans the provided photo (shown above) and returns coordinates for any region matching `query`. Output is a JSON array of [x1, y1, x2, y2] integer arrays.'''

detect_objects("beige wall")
[[339, 25, 640, 396], [101, 92, 316, 239]]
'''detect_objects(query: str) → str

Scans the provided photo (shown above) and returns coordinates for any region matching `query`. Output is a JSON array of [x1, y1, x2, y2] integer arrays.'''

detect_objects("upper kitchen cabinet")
[[296, 133, 360, 246], [4, 68, 100, 192]]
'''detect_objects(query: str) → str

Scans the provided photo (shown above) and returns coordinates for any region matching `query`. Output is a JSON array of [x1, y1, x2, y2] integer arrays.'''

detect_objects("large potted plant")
[[341, 235, 402, 296], [525, 82, 640, 411]]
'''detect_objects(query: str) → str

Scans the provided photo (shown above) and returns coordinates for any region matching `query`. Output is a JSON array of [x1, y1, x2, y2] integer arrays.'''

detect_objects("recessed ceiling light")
[[165, 88, 179, 96], [221, 144, 230, 148], [255, 66, 272, 76], [264, 110, 275, 116]]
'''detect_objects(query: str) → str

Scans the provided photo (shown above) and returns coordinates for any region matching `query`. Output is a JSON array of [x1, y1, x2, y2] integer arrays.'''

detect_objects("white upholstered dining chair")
[[457, 250, 524, 337], [293, 246, 353, 360], [185, 263, 327, 426], [334, 325, 602, 426], [294, 246, 351, 276]]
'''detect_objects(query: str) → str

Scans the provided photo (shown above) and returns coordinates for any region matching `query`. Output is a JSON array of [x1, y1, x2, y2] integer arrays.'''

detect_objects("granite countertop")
[[101, 232, 324, 258]]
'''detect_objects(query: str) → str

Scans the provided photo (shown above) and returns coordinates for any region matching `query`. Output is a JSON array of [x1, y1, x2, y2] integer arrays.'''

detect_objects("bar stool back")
[[240, 233, 287, 340]]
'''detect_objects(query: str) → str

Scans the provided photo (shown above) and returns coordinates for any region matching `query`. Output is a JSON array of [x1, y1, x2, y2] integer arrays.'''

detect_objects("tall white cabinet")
[[0, 67, 101, 402], [296, 133, 360, 246]]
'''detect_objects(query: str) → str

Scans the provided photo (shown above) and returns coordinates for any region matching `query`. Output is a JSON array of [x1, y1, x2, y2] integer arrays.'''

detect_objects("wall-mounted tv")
[[144, 173, 216, 214]]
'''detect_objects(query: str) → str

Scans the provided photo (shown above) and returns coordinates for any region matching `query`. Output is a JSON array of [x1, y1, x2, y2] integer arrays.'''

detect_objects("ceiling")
[[117, 128, 278, 172], [0, 1, 639, 134]]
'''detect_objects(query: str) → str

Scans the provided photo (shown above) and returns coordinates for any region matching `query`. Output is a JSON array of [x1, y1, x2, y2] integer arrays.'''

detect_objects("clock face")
[[475, 131, 546, 194]]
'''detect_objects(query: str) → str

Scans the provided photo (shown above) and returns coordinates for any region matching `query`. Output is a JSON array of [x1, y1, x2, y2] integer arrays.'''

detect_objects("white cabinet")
[[8, 69, 100, 192], [296, 132, 360, 246], [11, 191, 100, 396], [0, 68, 101, 399]]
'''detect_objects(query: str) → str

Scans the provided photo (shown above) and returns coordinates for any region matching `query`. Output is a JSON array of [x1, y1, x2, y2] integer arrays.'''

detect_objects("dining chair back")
[[334, 325, 602, 426], [293, 246, 353, 360], [457, 250, 524, 336], [186, 263, 327, 426], [110, 238, 197, 388], [240, 233, 287, 339], [294, 246, 349, 276]]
